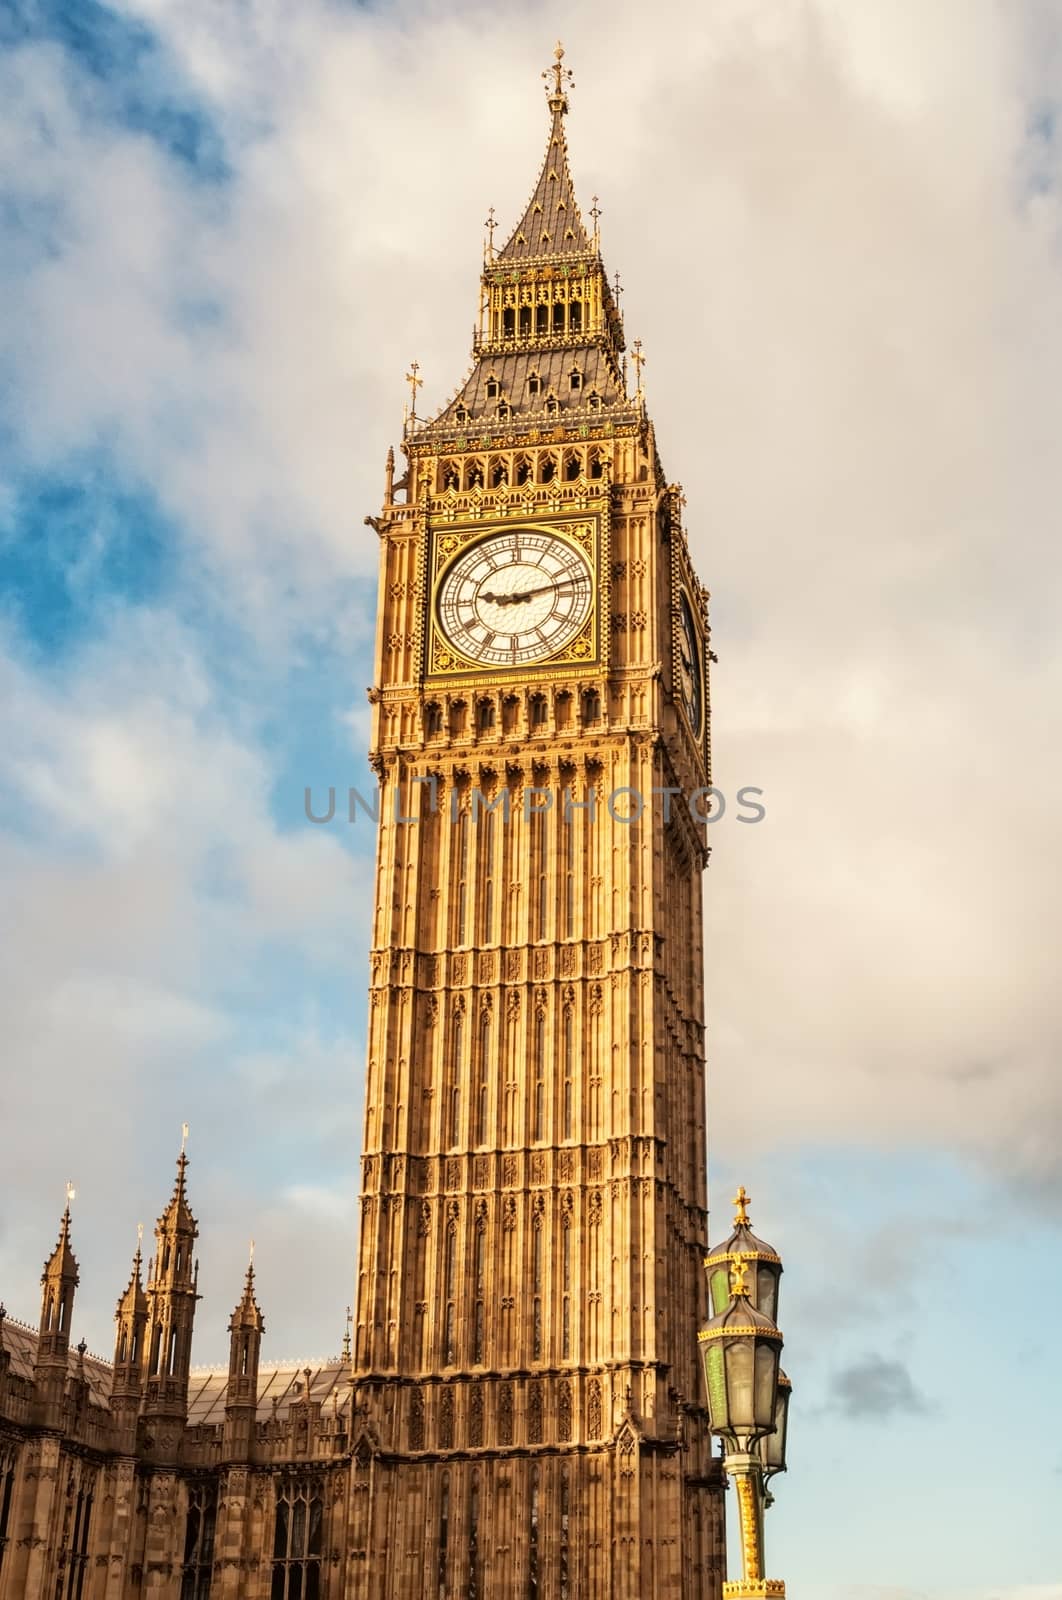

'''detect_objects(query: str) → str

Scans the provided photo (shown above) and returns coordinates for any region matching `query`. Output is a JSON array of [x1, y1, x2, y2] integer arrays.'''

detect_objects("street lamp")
[[759, 1369, 791, 1508], [699, 1188, 789, 1600]]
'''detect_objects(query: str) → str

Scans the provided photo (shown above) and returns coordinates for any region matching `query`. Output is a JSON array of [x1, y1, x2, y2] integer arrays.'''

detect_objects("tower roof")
[[498, 47, 591, 262], [115, 1233, 147, 1319], [156, 1144, 198, 1240], [42, 1201, 79, 1288], [229, 1251, 265, 1335]]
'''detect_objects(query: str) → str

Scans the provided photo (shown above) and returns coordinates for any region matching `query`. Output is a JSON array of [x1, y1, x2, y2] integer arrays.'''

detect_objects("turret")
[[34, 1185, 79, 1418], [142, 1129, 200, 1456], [223, 1243, 264, 1462], [110, 1227, 148, 1445]]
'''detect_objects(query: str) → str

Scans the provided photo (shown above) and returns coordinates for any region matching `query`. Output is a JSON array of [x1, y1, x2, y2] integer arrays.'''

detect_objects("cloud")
[[830, 1353, 930, 1420]]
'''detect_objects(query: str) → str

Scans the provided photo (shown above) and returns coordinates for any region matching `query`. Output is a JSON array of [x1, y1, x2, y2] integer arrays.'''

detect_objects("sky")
[[1, 0, 1061, 1594]]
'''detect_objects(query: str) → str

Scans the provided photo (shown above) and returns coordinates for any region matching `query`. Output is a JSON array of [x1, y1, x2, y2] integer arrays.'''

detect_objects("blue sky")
[[1, 2, 1061, 1596]]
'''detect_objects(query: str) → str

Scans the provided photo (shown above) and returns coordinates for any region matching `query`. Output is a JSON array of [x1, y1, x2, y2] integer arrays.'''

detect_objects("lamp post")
[[699, 1188, 790, 1600]]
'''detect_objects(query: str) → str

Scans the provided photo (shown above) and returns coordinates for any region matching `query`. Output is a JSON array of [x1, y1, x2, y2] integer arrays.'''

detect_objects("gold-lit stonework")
[[353, 42, 722, 1600]]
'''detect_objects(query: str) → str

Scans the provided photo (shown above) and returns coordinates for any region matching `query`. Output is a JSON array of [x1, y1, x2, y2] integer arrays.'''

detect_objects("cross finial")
[[613, 270, 623, 304], [405, 361, 423, 425], [342, 1304, 352, 1361], [631, 338, 646, 397], [733, 1185, 751, 1226], [729, 1258, 750, 1298], [249, 1238, 255, 1267], [484, 206, 497, 261], [180, 1121, 189, 1155], [589, 194, 601, 247], [543, 40, 574, 108], [65, 1181, 76, 1209], [137, 1222, 144, 1246]]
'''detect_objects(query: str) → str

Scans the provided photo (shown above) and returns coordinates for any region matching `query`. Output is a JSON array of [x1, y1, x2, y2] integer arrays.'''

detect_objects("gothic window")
[[529, 693, 548, 728], [582, 689, 600, 724], [569, 369, 582, 391], [425, 703, 443, 738], [503, 308, 515, 336], [455, 404, 468, 424], [181, 1484, 217, 1600], [0, 1445, 15, 1579], [477, 698, 494, 732], [480, 809, 495, 938], [61, 1475, 94, 1600], [519, 306, 531, 335], [569, 300, 582, 333], [559, 1468, 571, 1597], [472, 1219, 486, 1364], [562, 1008, 574, 1136], [497, 402, 511, 421], [535, 303, 548, 334], [453, 806, 469, 944], [563, 450, 581, 482], [442, 460, 460, 490], [515, 455, 533, 486], [533, 1011, 546, 1141], [443, 1219, 458, 1365], [490, 457, 508, 488], [545, 395, 559, 418], [476, 1012, 490, 1147], [449, 699, 467, 737], [539, 454, 556, 484], [465, 459, 484, 490], [588, 450, 604, 480], [448, 1015, 463, 1151], [527, 373, 541, 396], [552, 301, 565, 333], [532, 1223, 543, 1360], [527, 1467, 540, 1593], [468, 1473, 481, 1598], [554, 690, 571, 729], [588, 390, 602, 412], [438, 1472, 450, 1595], [485, 377, 499, 399], [271, 1478, 324, 1600]]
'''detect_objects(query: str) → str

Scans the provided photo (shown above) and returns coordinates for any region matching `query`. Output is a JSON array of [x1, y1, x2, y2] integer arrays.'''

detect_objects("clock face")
[[437, 529, 593, 667], [677, 590, 703, 735]]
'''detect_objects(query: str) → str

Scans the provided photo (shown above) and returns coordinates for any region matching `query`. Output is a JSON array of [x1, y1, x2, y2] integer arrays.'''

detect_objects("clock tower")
[[352, 46, 726, 1598]]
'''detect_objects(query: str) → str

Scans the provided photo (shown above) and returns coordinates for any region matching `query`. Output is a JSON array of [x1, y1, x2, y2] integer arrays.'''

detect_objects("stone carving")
[[438, 1388, 454, 1450], [498, 1383, 514, 1446], [527, 1382, 543, 1444], [409, 1390, 424, 1451], [558, 1380, 573, 1443], [587, 1379, 603, 1439]]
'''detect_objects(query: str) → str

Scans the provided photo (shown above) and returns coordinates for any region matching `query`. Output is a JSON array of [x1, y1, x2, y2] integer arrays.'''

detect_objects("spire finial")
[[342, 1304, 352, 1362], [484, 206, 497, 262], [180, 1121, 189, 1155], [590, 194, 601, 248], [733, 1185, 751, 1226], [65, 1180, 76, 1213], [543, 40, 573, 112], [405, 361, 423, 432], [631, 338, 646, 399], [249, 1238, 255, 1267]]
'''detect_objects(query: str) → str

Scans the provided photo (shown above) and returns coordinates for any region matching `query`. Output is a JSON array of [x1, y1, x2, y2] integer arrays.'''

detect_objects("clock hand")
[[480, 578, 582, 606]]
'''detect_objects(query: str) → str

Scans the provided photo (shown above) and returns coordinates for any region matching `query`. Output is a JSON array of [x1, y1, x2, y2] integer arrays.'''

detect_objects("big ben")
[[351, 44, 726, 1599]]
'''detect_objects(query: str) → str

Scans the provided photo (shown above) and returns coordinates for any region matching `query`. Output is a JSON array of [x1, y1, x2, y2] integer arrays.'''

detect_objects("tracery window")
[[181, 1483, 217, 1600], [0, 1443, 16, 1578], [271, 1478, 324, 1600], [60, 1469, 94, 1600]]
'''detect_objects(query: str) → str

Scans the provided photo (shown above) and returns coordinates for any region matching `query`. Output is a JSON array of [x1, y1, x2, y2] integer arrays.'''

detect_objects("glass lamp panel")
[[726, 1340, 755, 1433], [703, 1344, 729, 1431], [753, 1342, 780, 1432], [710, 1268, 731, 1315], [756, 1265, 778, 1324]]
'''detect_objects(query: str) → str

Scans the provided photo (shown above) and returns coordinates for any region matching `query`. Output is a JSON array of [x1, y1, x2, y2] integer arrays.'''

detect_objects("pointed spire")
[[498, 44, 592, 262]]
